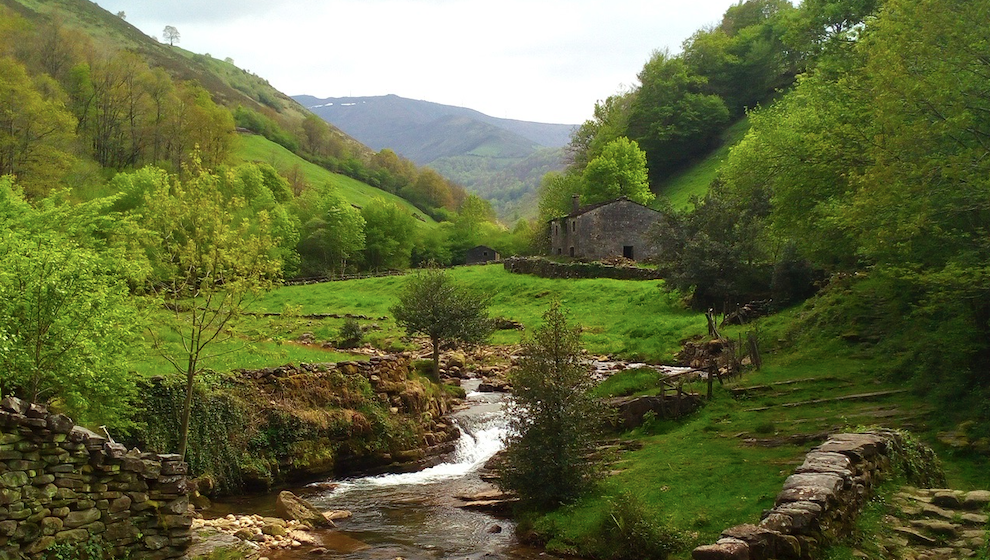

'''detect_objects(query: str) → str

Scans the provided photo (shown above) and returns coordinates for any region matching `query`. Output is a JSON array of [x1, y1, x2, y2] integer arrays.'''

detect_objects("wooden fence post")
[[748, 331, 762, 370]]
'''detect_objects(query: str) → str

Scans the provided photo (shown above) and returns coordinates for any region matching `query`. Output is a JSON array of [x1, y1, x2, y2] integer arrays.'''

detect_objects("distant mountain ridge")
[[294, 94, 577, 219], [294, 94, 575, 163]]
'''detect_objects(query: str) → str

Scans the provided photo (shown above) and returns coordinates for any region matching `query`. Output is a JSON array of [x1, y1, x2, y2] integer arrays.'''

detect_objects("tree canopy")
[[390, 265, 493, 379], [0, 178, 142, 427], [582, 137, 654, 206], [499, 301, 605, 509]]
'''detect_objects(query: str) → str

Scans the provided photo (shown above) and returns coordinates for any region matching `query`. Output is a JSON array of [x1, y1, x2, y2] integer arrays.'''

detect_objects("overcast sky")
[[94, 0, 740, 125]]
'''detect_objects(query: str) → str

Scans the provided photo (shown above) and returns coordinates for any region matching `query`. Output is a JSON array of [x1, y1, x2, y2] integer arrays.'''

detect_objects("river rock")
[[275, 491, 335, 528], [325, 510, 352, 521]]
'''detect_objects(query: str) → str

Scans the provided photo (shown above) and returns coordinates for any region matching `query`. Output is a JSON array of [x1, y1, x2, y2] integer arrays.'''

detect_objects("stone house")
[[548, 195, 662, 261], [465, 245, 500, 264]]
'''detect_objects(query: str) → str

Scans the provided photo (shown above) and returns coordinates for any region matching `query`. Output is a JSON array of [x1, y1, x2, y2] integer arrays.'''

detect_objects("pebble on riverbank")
[[192, 511, 350, 552]]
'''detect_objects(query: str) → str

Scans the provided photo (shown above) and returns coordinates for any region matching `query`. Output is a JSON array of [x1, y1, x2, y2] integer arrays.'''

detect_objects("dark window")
[[557, 248, 562, 255], [569, 246, 575, 257], [623, 245, 634, 259], [571, 221, 576, 232]]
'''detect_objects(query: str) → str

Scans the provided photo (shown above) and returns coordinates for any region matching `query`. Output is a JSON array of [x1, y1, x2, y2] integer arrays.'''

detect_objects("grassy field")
[[125, 322, 361, 378], [657, 117, 751, 210], [251, 265, 701, 362], [135, 264, 988, 559], [531, 304, 990, 558], [232, 134, 437, 226]]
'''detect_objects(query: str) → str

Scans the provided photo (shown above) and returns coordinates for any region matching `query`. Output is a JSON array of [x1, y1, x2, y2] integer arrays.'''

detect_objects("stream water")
[[213, 380, 554, 560]]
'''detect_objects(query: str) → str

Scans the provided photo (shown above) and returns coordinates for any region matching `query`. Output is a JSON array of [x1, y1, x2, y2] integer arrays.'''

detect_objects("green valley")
[[1, 0, 988, 559]]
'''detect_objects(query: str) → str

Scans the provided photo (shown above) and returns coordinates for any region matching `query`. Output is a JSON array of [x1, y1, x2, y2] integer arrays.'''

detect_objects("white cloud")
[[97, 0, 738, 123]]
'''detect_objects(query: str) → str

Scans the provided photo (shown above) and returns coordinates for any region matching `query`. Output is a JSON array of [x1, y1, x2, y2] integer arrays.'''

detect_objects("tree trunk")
[[177, 358, 196, 461], [431, 337, 441, 382]]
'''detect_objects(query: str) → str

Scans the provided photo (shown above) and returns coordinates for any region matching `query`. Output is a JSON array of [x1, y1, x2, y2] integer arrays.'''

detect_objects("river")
[[213, 380, 553, 560]]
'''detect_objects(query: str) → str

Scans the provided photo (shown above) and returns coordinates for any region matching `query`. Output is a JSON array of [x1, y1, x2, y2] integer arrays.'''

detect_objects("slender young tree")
[[143, 157, 280, 460], [390, 265, 493, 380]]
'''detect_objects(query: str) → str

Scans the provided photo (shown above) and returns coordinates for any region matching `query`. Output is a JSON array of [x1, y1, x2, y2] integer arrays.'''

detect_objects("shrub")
[[499, 301, 606, 510], [586, 492, 686, 560], [338, 318, 363, 348]]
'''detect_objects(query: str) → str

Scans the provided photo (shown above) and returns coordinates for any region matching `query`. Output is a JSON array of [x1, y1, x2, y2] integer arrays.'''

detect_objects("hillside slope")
[[1, 0, 368, 158], [295, 94, 575, 159], [233, 133, 437, 226], [296, 94, 575, 218]]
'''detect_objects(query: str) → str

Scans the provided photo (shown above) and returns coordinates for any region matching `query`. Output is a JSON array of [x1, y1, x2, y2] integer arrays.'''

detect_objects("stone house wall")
[[549, 197, 662, 261], [465, 246, 500, 264], [0, 397, 191, 560]]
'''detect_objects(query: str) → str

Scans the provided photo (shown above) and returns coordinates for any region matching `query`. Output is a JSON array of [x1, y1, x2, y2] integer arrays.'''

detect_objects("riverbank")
[[188, 377, 549, 560], [129, 352, 468, 496]]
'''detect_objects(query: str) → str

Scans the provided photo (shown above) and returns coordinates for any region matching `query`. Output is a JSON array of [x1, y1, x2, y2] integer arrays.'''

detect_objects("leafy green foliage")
[[233, 105, 298, 152], [390, 265, 493, 378], [628, 51, 730, 183], [45, 533, 117, 560], [0, 56, 78, 198], [582, 137, 654, 206], [338, 318, 363, 349], [138, 375, 246, 492], [499, 301, 606, 510], [684, 0, 798, 114], [586, 492, 685, 560], [135, 156, 282, 459], [361, 198, 416, 271], [296, 185, 366, 276], [649, 178, 775, 309], [0, 178, 141, 427], [718, 0, 990, 420]]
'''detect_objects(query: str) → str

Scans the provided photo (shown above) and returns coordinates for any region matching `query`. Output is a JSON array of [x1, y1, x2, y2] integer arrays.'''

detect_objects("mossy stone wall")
[[0, 397, 191, 560]]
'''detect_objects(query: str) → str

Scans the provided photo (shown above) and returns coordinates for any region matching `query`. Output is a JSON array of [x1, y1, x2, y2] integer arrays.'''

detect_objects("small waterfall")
[[326, 383, 508, 493]]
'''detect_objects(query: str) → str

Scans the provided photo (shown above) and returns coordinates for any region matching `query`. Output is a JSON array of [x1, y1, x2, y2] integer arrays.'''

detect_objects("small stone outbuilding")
[[548, 195, 662, 261], [465, 245, 500, 264]]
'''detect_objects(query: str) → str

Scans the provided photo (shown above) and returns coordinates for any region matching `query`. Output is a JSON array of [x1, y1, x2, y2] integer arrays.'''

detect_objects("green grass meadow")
[[133, 263, 988, 559], [657, 116, 751, 210], [252, 265, 701, 362], [233, 134, 437, 226]]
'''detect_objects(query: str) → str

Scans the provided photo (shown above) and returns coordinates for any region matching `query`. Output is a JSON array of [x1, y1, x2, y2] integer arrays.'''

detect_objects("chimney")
[[571, 194, 581, 214]]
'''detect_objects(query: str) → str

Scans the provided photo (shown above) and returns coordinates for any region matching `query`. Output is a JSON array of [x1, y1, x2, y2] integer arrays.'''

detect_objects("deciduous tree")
[[162, 25, 180, 46], [498, 301, 605, 509], [0, 57, 78, 198], [0, 178, 142, 426], [361, 198, 415, 270], [582, 136, 653, 206], [390, 265, 493, 379], [628, 50, 730, 182], [141, 157, 281, 460], [298, 186, 366, 276]]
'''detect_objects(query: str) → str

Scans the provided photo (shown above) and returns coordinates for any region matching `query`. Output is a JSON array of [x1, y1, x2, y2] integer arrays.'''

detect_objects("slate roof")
[[551, 196, 660, 221]]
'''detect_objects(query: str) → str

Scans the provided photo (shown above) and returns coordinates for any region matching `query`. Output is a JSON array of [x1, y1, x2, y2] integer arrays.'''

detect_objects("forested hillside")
[[546, 0, 989, 438], [0, 0, 531, 274], [298, 94, 574, 219]]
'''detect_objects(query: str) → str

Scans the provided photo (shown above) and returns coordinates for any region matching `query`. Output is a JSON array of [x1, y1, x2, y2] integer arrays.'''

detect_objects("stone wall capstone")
[[692, 430, 942, 560], [0, 397, 191, 560]]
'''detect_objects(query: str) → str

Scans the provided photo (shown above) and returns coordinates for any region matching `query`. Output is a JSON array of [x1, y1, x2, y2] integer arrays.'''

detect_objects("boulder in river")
[[275, 491, 335, 528]]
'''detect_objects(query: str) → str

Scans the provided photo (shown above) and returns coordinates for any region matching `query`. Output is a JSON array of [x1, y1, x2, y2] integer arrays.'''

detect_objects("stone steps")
[[871, 488, 990, 559], [743, 389, 911, 412]]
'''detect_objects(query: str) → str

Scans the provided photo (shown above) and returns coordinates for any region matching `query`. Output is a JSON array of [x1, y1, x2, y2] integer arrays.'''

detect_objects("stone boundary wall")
[[692, 431, 913, 560], [0, 397, 191, 560], [503, 257, 663, 281]]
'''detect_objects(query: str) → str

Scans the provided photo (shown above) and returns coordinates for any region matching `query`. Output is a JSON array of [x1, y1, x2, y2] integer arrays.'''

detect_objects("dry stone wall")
[[692, 430, 940, 560], [503, 257, 663, 281], [0, 397, 191, 560]]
